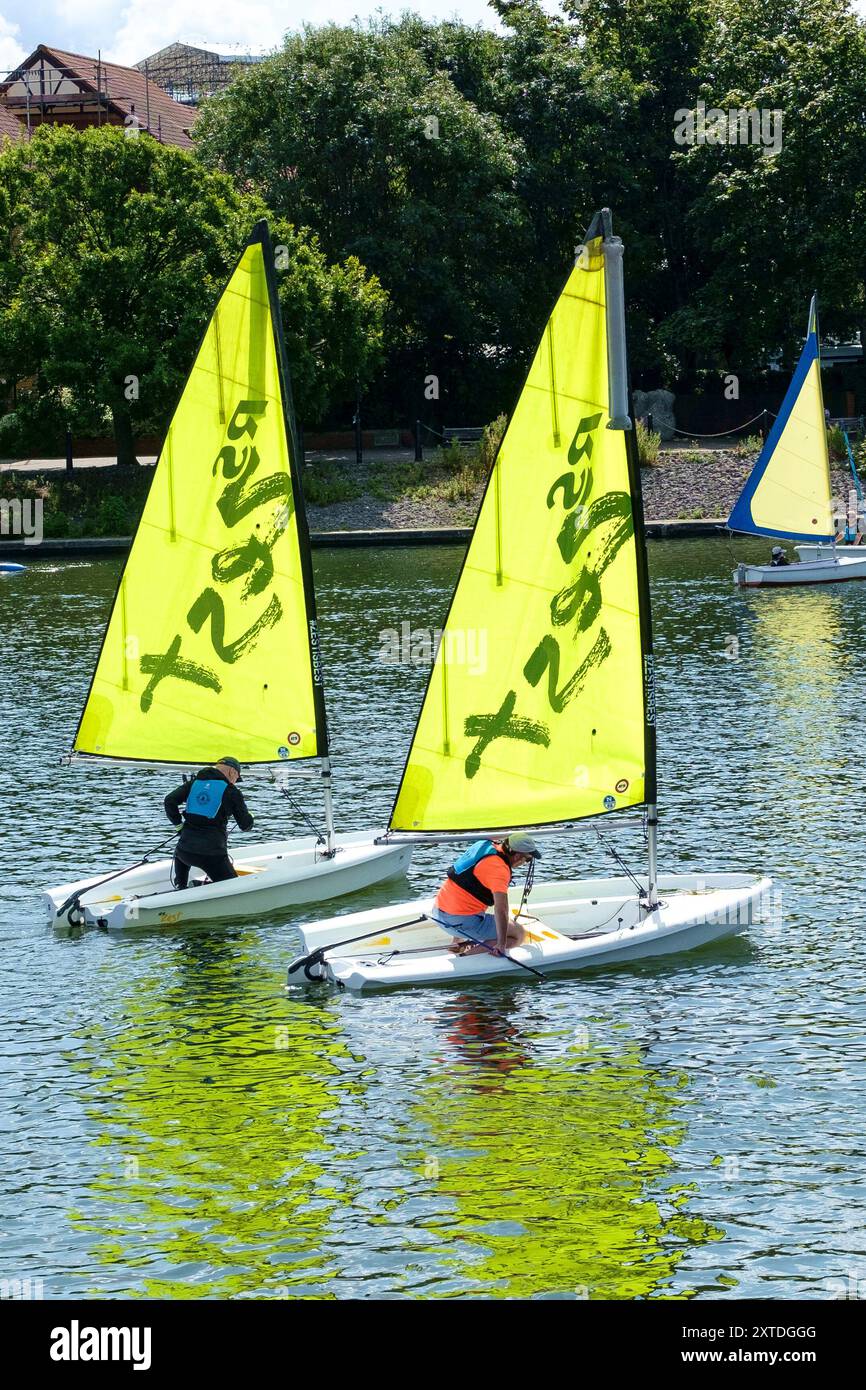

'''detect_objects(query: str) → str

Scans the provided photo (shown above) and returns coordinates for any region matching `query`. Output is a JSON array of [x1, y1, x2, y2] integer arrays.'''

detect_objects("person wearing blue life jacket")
[[164, 757, 254, 889], [430, 832, 542, 956]]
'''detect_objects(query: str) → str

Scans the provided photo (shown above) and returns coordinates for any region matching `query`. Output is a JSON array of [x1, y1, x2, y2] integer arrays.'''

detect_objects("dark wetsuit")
[[164, 767, 254, 889]]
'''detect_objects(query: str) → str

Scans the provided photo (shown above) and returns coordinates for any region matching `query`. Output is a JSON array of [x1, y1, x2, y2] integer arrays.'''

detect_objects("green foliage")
[[659, 0, 866, 375], [4, 466, 152, 537], [0, 126, 387, 466], [194, 21, 530, 418], [196, 4, 866, 401], [4, 7, 866, 451], [369, 462, 429, 501], [301, 466, 363, 506], [636, 418, 662, 466], [437, 441, 473, 476], [733, 433, 764, 458], [479, 413, 507, 472], [42, 509, 70, 538], [94, 494, 132, 536], [442, 465, 484, 503], [827, 424, 846, 461]]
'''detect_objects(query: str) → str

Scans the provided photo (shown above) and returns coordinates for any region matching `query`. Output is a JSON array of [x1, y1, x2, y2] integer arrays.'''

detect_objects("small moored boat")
[[735, 552, 866, 586], [729, 296, 864, 587]]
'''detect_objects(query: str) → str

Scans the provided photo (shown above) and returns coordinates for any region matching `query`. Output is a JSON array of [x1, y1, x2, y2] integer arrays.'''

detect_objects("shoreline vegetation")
[[1, 424, 857, 541], [2, 14, 865, 485]]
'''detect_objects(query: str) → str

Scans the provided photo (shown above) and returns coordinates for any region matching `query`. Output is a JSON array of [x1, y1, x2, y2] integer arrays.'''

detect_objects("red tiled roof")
[[0, 103, 22, 142], [0, 44, 195, 149]]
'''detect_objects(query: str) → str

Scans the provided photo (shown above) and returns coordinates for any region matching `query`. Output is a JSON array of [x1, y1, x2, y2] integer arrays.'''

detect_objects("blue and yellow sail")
[[389, 213, 656, 834], [728, 297, 834, 543], [74, 223, 327, 766]]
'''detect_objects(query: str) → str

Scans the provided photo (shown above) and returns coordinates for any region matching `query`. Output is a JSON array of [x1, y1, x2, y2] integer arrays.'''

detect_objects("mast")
[[255, 221, 335, 853], [598, 209, 659, 911], [382, 209, 655, 883]]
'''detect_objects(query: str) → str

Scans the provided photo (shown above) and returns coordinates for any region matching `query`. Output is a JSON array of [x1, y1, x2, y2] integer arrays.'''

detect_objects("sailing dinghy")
[[288, 209, 771, 990], [45, 223, 411, 931], [729, 297, 866, 586]]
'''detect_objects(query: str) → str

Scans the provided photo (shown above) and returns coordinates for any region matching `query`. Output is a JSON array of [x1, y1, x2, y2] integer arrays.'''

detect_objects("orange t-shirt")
[[436, 847, 511, 915]]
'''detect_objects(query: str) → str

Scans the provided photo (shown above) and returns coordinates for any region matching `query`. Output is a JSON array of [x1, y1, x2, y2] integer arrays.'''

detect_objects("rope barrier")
[[669, 410, 775, 440]]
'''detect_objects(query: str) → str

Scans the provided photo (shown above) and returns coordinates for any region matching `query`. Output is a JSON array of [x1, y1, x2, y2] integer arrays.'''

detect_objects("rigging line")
[[594, 825, 645, 898], [270, 773, 326, 845], [514, 855, 536, 922]]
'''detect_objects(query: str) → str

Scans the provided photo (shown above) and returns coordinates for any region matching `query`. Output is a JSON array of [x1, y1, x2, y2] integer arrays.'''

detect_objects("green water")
[[1, 537, 865, 1299]]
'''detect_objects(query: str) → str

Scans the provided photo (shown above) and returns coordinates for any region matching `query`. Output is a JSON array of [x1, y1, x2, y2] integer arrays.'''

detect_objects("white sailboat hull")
[[733, 555, 866, 586], [795, 543, 866, 562], [44, 831, 412, 931], [289, 872, 772, 991]]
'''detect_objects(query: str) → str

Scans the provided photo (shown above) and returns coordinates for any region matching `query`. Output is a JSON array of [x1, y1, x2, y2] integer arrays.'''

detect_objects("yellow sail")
[[390, 222, 654, 833], [75, 224, 325, 765], [728, 297, 834, 542]]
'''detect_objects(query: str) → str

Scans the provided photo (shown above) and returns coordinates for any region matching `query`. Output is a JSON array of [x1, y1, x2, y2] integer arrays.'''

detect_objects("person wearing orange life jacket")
[[430, 832, 542, 956]]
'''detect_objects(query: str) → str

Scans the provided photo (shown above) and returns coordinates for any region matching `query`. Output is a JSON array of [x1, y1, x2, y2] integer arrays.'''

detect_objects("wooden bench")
[[830, 416, 865, 438], [442, 426, 484, 447]]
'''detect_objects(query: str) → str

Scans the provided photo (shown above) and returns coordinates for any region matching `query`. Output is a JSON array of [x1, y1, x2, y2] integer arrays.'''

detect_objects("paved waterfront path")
[[0, 518, 731, 562]]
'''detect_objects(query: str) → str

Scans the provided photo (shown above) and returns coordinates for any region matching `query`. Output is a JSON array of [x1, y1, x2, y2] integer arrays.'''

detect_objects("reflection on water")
[[68, 935, 351, 1298], [2, 540, 866, 1299], [745, 587, 846, 785], [410, 990, 719, 1300]]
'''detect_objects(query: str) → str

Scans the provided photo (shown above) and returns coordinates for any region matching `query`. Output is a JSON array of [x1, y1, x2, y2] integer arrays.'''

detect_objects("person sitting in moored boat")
[[430, 833, 541, 956], [164, 757, 254, 889], [770, 546, 789, 566]]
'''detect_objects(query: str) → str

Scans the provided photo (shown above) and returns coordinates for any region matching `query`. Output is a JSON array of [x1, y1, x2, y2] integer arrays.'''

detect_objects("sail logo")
[[644, 654, 657, 727], [49, 1320, 152, 1370], [462, 413, 634, 779], [309, 619, 323, 685], [139, 399, 294, 712]]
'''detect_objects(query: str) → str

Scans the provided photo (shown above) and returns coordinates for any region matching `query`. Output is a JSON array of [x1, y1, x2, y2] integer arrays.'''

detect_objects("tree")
[[195, 5, 866, 414], [0, 125, 387, 463], [194, 21, 530, 422], [664, 0, 866, 378]]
